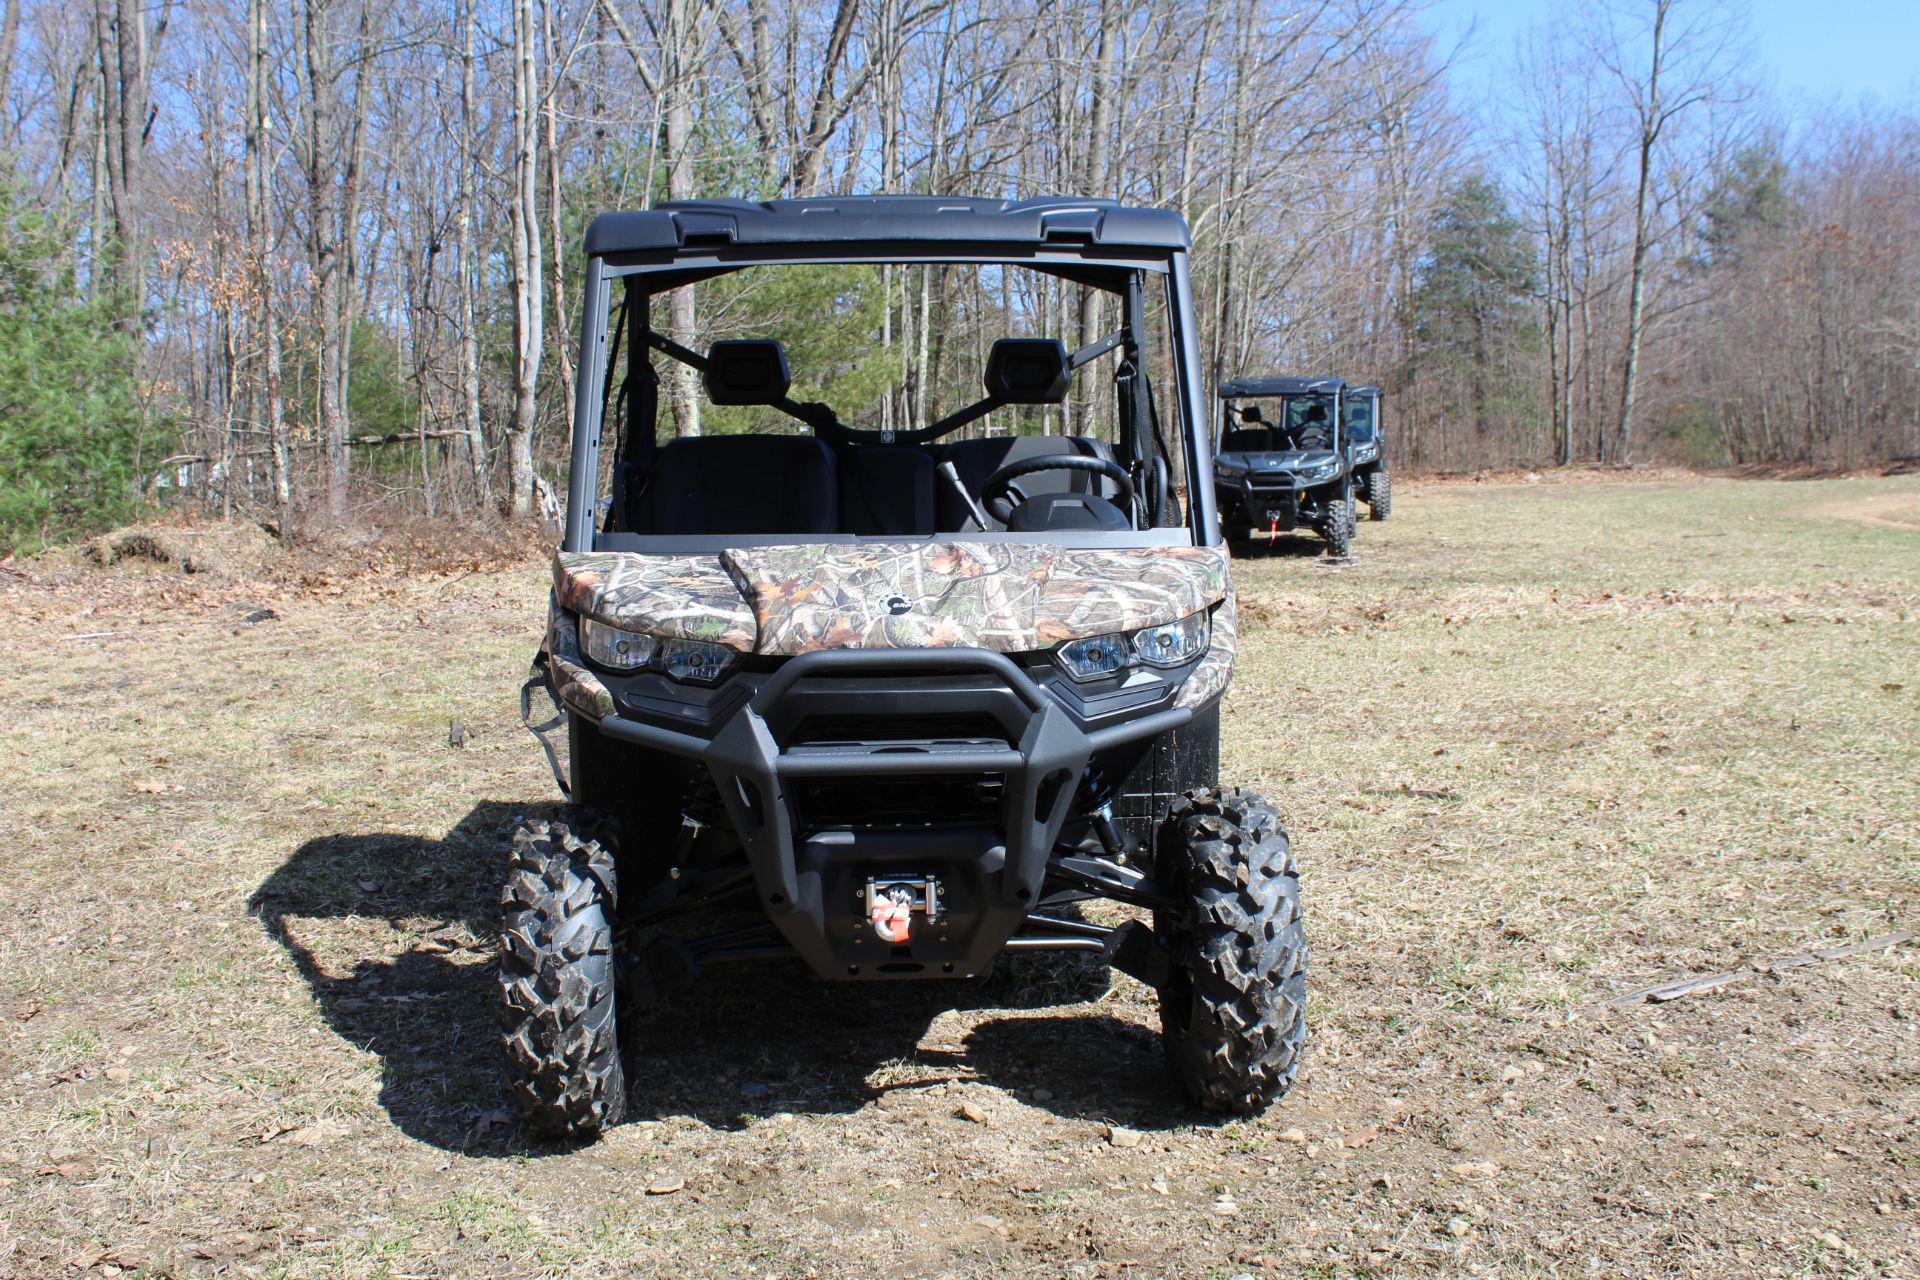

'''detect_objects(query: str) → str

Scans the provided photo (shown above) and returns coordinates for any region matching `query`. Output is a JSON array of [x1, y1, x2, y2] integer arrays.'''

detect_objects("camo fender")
[[553, 551, 756, 649], [1175, 591, 1237, 709], [545, 598, 615, 720]]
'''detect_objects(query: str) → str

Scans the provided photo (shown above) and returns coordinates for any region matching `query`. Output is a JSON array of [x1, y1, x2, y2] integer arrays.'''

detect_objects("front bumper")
[[1215, 470, 1343, 530], [595, 647, 1191, 979]]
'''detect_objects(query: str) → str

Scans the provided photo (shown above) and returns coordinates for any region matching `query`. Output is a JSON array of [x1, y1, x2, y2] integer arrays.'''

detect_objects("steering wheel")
[[983, 454, 1136, 526]]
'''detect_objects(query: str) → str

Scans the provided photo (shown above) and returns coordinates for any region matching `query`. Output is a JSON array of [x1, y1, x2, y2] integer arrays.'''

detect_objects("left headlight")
[[579, 617, 737, 684], [1298, 459, 1339, 482], [580, 616, 656, 670], [1054, 610, 1211, 682]]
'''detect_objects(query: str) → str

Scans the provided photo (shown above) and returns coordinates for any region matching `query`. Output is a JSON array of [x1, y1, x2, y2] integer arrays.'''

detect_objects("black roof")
[[583, 196, 1191, 257], [1217, 376, 1345, 400], [1348, 385, 1382, 397]]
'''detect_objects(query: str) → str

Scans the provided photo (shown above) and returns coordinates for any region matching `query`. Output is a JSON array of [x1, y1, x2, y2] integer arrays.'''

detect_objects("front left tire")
[[1153, 788, 1308, 1113]]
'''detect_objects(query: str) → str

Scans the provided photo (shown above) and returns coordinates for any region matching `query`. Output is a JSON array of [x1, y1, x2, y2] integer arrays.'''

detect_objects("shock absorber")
[[671, 771, 724, 874], [1078, 765, 1129, 864]]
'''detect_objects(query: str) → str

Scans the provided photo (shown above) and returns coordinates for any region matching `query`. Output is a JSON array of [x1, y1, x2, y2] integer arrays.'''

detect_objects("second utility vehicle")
[[1214, 375, 1354, 555], [1344, 384, 1391, 520], [509, 197, 1308, 1138]]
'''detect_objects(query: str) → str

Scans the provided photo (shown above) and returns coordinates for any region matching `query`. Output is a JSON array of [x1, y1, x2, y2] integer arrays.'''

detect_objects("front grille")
[[789, 712, 1007, 744], [794, 772, 1006, 829]]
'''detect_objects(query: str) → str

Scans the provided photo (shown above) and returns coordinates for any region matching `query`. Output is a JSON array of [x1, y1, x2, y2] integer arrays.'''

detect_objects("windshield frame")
[[562, 244, 1218, 553]]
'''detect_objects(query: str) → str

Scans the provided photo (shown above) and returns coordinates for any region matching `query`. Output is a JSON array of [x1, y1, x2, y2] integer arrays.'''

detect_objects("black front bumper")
[[1216, 472, 1343, 531], [594, 648, 1190, 979]]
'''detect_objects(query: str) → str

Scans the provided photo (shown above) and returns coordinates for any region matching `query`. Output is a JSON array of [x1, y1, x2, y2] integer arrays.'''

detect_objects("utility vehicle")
[[510, 196, 1306, 1138], [1344, 385, 1392, 521], [1213, 376, 1355, 555]]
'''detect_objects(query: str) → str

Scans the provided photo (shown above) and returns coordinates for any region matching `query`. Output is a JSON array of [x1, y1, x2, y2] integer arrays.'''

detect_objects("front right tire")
[[1153, 788, 1308, 1113], [498, 819, 628, 1138]]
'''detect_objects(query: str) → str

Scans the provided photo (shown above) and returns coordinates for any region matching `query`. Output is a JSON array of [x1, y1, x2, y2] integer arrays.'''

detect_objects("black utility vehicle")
[[510, 197, 1307, 1137], [1214, 376, 1355, 555], [1344, 384, 1391, 521]]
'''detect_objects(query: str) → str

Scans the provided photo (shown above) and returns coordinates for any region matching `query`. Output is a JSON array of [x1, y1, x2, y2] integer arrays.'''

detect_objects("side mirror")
[[984, 338, 1071, 405], [704, 339, 792, 405]]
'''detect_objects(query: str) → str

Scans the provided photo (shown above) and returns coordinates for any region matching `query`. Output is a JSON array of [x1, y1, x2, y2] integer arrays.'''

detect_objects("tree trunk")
[[244, 0, 289, 514], [91, 0, 144, 326], [1615, 0, 1670, 465], [457, 0, 487, 497], [664, 0, 701, 438], [506, 0, 544, 513], [303, 0, 349, 515]]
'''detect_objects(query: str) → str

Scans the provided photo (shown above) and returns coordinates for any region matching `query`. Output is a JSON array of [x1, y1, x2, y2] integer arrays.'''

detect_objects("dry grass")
[[0, 473, 1915, 1279]]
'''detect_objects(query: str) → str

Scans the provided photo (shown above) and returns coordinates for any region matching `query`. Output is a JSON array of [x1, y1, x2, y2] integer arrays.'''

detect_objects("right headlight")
[[1054, 610, 1211, 682]]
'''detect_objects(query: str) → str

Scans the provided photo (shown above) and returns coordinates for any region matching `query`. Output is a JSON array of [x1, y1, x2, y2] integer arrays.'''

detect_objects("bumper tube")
[[594, 647, 1192, 979]]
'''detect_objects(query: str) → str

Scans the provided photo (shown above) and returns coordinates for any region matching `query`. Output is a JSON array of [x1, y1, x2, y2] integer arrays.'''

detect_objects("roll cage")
[[559, 197, 1221, 553]]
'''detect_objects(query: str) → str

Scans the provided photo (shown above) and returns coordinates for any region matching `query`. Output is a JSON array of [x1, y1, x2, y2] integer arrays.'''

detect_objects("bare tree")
[[505, 0, 544, 513]]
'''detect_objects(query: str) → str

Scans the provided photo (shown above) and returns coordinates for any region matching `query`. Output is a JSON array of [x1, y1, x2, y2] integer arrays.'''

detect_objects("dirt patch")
[[1817, 492, 1920, 532]]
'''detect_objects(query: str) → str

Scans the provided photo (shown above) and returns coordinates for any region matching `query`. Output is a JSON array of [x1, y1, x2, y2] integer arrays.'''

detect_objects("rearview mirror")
[[704, 339, 792, 405], [984, 338, 1071, 405], [1239, 406, 1262, 424]]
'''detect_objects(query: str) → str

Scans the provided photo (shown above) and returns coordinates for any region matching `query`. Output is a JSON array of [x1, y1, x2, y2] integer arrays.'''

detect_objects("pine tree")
[[0, 190, 156, 555]]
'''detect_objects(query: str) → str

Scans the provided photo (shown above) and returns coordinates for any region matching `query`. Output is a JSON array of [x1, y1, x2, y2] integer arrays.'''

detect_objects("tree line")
[[0, 0, 1914, 550]]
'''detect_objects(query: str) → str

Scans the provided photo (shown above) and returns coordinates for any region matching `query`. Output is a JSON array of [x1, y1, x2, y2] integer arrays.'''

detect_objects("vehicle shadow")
[[252, 802, 1203, 1155], [1229, 531, 1332, 559]]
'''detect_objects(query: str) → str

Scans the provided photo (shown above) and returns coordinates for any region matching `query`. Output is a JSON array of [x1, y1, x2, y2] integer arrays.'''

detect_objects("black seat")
[[935, 435, 1120, 531], [645, 435, 839, 535], [1219, 427, 1271, 453], [840, 446, 935, 536]]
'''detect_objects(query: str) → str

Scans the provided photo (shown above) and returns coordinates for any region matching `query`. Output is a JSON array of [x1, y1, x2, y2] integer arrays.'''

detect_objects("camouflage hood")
[[554, 542, 1231, 657]]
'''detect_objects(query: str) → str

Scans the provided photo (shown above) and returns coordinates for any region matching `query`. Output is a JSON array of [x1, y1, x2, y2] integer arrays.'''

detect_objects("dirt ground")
[[0, 474, 1915, 1280]]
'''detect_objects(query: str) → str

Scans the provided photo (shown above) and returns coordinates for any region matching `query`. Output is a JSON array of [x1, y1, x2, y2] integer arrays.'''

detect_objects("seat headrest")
[[704, 340, 792, 405]]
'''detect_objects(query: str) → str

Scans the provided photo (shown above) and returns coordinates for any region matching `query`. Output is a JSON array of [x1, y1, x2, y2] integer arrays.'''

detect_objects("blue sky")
[[1417, 0, 1920, 111]]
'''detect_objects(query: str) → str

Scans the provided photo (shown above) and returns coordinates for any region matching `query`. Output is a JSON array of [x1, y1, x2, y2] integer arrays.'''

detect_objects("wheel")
[[1152, 788, 1307, 1113], [1323, 499, 1353, 557], [498, 818, 628, 1138], [1368, 470, 1392, 521]]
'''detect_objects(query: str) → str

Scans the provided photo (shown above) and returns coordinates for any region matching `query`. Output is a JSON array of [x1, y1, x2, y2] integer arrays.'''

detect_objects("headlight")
[[1053, 634, 1133, 681], [1054, 611, 1211, 682], [1299, 459, 1338, 482], [580, 617, 656, 670], [579, 618, 737, 684], [1132, 612, 1210, 668], [656, 637, 737, 684]]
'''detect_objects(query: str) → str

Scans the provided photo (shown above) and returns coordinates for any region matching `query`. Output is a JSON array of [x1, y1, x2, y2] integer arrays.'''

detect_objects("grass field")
[[0, 473, 1915, 1279]]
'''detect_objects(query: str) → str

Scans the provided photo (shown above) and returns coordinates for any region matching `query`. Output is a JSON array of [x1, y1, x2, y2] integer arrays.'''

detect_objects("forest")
[[0, 0, 1916, 548]]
